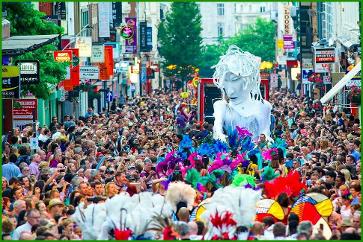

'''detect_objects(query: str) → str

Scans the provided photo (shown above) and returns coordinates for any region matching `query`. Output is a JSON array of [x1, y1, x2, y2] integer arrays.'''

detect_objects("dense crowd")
[[1, 88, 361, 240]]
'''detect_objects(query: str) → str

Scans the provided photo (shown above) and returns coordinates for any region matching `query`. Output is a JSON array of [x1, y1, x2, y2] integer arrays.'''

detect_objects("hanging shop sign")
[[54, 50, 73, 91], [120, 24, 134, 40], [75, 37, 92, 57], [15, 60, 40, 85], [98, 2, 111, 38], [124, 17, 137, 54], [68, 48, 80, 87], [80, 66, 99, 79], [314, 48, 336, 63], [283, 35, 294, 50], [284, 5, 291, 35], [91, 45, 104, 63]]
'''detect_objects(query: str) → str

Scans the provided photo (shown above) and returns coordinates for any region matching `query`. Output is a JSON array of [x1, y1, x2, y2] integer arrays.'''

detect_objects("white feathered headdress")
[[165, 182, 196, 212]]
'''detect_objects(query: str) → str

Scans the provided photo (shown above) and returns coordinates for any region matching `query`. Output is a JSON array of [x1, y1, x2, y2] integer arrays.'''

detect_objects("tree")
[[3, 2, 67, 99], [158, 2, 202, 88], [200, 18, 276, 77]]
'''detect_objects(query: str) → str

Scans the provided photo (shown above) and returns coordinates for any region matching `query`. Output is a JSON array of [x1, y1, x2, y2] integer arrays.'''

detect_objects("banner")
[[125, 17, 137, 53], [98, 2, 111, 38], [146, 27, 153, 51], [105, 42, 120, 60], [75, 37, 92, 57], [112, 2, 122, 28], [15, 60, 40, 85], [68, 48, 80, 87], [80, 66, 99, 79], [2, 77, 20, 99], [54, 50, 73, 90], [104, 46, 114, 77], [140, 21, 148, 52], [91, 45, 104, 63], [12, 99, 37, 121]]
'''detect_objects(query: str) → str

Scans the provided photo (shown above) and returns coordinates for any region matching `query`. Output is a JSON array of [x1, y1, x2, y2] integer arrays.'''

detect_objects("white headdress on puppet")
[[212, 45, 262, 101]]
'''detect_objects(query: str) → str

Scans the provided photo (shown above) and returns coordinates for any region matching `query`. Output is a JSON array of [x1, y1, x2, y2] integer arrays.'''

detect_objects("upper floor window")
[[217, 3, 224, 16]]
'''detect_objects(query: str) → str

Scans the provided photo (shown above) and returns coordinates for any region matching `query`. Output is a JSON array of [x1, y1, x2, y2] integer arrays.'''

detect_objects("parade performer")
[[212, 45, 273, 142]]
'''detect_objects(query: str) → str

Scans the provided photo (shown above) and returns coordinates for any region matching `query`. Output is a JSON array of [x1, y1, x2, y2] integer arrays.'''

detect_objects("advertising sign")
[[2, 66, 20, 99], [105, 42, 120, 60], [12, 99, 37, 120], [270, 73, 278, 88], [75, 37, 92, 57], [98, 2, 110, 38], [91, 45, 104, 63], [15, 60, 40, 85], [302, 68, 313, 84], [284, 5, 291, 35], [3, 76, 20, 99], [54, 50, 73, 90], [80, 66, 99, 79], [146, 27, 153, 51], [111, 2, 122, 28], [125, 17, 137, 53], [283, 35, 294, 49], [314, 48, 335, 63]]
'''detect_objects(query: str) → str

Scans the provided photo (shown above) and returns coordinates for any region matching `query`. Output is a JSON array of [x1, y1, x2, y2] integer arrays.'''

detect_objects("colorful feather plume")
[[264, 171, 307, 199], [197, 143, 213, 157], [236, 126, 253, 138], [231, 174, 256, 188], [262, 148, 279, 161], [261, 166, 279, 181]]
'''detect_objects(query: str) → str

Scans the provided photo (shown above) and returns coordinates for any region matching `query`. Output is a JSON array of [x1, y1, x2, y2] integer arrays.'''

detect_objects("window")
[[260, 6, 266, 12], [81, 9, 89, 36], [217, 3, 224, 16], [217, 22, 224, 38]]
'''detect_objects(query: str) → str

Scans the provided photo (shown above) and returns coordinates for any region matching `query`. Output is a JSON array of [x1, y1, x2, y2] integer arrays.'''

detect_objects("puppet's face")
[[223, 72, 251, 104]]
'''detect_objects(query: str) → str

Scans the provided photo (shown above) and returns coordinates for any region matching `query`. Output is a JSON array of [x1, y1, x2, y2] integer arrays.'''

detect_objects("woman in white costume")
[[212, 45, 272, 141]]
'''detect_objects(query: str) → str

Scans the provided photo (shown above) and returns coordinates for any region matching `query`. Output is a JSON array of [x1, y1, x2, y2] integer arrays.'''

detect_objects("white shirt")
[[52, 131, 61, 140], [12, 222, 32, 240]]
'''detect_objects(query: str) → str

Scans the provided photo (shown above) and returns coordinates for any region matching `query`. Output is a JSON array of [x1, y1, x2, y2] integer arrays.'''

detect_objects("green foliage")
[[158, 2, 202, 83], [4, 2, 66, 99], [4, 2, 63, 35], [200, 18, 276, 77], [13, 44, 68, 99]]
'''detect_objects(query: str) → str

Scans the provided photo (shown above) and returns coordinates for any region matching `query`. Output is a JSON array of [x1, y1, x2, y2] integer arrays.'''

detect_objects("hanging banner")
[[68, 48, 80, 87], [98, 63, 109, 81], [284, 5, 291, 35], [283, 35, 294, 49], [91, 45, 104, 63], [112, 2, 122, 28], [125, 17, 137, 54], [104, 46, 114, 77], [75, 37, 92, 57], [98, 2, 111, 38], [105, 42, 120, 60], [140, 21, 148, 52], [15, 60, 40, 85], [146, 27, 153, 51], [54, 50, 73, 90], [80, 66, 99, 79]]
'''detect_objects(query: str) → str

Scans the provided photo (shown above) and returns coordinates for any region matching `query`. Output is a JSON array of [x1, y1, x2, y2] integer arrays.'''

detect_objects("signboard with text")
[[2, 66, 20, 99], [283, 35, 294, 49], [80, 66, 99, 79], [15, 60, 40, 85], [91, 45, 104, 63], [12, 99, 37, 120], [125, 17, 137, 53], [75, 37, 92, 57]]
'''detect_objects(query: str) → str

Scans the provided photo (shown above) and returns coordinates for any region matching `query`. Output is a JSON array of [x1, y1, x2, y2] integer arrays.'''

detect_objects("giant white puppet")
[[212, 45, 272, 141]]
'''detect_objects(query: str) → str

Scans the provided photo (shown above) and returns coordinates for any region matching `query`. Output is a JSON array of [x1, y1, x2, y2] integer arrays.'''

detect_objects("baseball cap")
[[48, 199, 64, 209]]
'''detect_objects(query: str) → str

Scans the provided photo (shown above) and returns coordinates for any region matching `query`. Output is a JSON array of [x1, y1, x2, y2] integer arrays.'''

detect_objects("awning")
[[320, 62, 361, 104], [2, 34, 59, 57]]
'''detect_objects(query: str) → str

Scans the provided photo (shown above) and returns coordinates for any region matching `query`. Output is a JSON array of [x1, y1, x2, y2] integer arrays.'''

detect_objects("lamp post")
[[62, 24, 92, 50]]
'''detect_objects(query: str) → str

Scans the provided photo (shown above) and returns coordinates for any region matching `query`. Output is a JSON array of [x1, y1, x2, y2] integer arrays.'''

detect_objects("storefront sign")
[[75, 37, 92, 57], [12, 99, 37, 120], [111, 2, 123, 28], [125, 17, 137, 53], [80, 66, 99, 79], [105, 42, 120, 60], [284, 5, 291, 35], [2, 76, 20, 99], [104, 46, 114, 77], [54, 50, 72, 62], [302, 68, 313, 84], [283, 35, 294, 49], [15, 60, 40, 85], [91, 45, 104, 63], [140, 22, 148, 52], [2, 66, 20, 78], [68, 48, 80, 88], [314, 48, 336, 63]]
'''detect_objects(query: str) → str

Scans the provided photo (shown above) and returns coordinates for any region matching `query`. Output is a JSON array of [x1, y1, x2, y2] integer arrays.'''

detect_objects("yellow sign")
[[2, 66, 20, 78], [277, 39, 284, 49]]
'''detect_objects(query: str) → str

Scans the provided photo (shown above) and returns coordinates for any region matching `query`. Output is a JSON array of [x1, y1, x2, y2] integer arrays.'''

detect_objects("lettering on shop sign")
[[15, 60, 40, 85]]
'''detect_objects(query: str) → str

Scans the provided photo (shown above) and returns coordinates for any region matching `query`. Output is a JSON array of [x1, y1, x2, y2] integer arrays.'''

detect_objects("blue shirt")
[[2, 162, 21, 181]]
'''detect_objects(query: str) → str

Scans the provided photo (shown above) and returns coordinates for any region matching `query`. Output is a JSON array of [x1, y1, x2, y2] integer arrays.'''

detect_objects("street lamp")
[[62, 24, 93, 50]]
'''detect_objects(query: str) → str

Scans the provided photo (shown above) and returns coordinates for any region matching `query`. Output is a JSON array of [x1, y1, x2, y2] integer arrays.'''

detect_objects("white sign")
[[91, 45, 104, 63], [314, 63, 330, 73], [75, 37, 92, 57], [98, 2, 111, 38], [346, 79, 361, 87], [80, 66, 99, 79], [284, 5, 291, 35], [19, 62, 37, 74], [270, 74, 278, 88]]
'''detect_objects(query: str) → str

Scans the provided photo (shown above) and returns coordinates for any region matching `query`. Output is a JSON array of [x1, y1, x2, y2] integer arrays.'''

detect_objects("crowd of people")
[[2, 88, 361, 240]]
